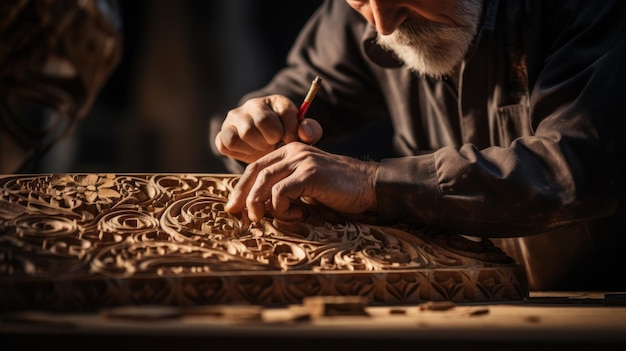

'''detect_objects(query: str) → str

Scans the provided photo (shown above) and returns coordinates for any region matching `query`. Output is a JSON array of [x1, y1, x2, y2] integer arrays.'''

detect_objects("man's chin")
[[383, 46, 460, 78]]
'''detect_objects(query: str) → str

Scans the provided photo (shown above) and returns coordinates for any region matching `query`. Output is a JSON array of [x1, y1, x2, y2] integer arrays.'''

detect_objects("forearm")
[[375, 136, 620, 237]]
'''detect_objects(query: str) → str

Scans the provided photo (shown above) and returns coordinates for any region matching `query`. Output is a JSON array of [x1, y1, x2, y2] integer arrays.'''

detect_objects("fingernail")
[[301, 124, 313, 139]]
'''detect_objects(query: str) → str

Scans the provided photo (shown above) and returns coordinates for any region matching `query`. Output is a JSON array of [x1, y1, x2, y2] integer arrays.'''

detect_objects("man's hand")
[[214, 95, 323, 164], [225, 142, 379, 222]]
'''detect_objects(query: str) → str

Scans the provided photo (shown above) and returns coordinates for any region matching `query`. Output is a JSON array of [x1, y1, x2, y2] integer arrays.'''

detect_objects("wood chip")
[[302, 295, 370, 317], [419, 300, 456, 311]]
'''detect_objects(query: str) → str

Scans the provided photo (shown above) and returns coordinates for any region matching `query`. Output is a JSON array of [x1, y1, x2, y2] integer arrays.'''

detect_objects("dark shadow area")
[[35, 0, 323, 173]]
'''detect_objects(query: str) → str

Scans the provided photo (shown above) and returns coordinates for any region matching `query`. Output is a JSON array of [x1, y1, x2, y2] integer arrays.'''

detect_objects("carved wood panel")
[[0, 173, 528, 312]]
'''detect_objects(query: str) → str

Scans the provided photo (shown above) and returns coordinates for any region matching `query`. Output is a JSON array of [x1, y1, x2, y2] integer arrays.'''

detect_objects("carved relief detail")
[[0, 173, 527, 311]]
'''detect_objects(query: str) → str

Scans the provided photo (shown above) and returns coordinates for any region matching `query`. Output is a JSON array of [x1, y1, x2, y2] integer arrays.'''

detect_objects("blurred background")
[[31, 0, 323, 174]]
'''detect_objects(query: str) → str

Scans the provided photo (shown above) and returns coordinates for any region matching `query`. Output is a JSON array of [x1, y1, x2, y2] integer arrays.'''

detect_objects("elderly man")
[[212, 0, 626, 291]]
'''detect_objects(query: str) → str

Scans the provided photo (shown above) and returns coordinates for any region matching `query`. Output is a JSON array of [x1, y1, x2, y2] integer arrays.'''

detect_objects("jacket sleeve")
[[376, 0, 626, 237]]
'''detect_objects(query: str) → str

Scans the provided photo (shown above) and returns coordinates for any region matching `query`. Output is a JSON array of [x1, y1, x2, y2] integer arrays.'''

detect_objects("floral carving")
[[0, 173, 527, 311]]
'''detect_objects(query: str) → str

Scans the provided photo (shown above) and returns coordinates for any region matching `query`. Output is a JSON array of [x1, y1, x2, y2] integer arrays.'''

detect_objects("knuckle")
[[214, 133, 226, 151], [220, 128, 239, 148], [257, 167, 274, 182], [245, 162, 262, 174], [238, 124, 255, 141], [271, 182, 288, 199]]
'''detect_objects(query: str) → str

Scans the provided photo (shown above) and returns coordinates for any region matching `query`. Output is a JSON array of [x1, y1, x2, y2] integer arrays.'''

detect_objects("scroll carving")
[[0, 173, 527, 311]]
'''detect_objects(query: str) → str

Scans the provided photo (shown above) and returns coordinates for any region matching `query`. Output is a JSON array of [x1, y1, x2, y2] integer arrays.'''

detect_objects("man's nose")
[[370, 0, 407, 35]]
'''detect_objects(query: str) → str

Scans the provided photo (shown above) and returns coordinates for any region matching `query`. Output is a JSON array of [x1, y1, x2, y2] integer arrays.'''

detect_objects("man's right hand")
[[214, 95, 323, 164]]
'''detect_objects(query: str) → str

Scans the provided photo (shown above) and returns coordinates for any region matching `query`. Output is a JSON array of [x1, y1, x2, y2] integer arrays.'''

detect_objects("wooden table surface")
[[2, 291, 625, 351]]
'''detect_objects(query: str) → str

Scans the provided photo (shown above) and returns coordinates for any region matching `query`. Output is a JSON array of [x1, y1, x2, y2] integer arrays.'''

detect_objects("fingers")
[[265, 96, 299, 144], [297, 119, 323, 145], [269, 178, 307, 221], [226, 142, 380, 223], [214, 126, 264, 164], [226, 145, 309, 222], [226, 148, 297, 222], [215, 96, 299, 163]]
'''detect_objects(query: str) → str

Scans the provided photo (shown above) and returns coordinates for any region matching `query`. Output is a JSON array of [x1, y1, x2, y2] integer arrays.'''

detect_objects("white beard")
[[375, 0, 482, 78]]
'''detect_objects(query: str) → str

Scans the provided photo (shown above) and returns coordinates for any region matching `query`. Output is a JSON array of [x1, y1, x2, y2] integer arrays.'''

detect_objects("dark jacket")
[[214, 0, 626, 291]]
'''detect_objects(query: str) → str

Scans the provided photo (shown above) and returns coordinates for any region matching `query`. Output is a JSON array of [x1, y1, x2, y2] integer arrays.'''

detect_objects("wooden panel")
[[0, 173, 528, 311]]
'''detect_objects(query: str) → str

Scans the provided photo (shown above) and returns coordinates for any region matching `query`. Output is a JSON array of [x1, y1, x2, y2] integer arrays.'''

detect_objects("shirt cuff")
[[375, 154, 441, 225]]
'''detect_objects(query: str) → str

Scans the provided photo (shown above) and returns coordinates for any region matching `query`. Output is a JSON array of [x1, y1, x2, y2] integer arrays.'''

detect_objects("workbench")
[[2, 292, 626, 350], [1, 173, 624, 350]]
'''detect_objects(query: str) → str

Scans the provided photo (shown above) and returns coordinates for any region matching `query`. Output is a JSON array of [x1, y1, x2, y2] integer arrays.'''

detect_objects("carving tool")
[[297, 76, 322, 122]]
